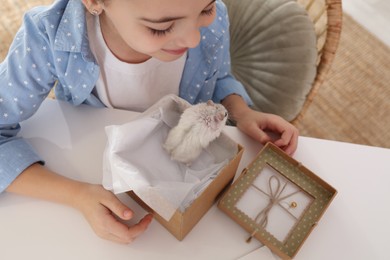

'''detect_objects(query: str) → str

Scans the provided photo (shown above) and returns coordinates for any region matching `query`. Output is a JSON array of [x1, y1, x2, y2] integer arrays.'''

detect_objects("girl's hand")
[[7, 164, 152, 244], [235, 109, 299, 155], [74, 184, 153, 244], [222, 94, 299, 155]]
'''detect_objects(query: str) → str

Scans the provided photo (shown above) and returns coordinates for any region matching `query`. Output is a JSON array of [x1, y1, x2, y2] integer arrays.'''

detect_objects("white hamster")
[[163, 100, 228, 165]]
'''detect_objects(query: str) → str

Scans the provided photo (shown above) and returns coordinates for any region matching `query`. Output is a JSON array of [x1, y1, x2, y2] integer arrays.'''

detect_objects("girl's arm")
[[1, 2, 152, 244], [6, 163, 153, 243], [222, 94, 299, 155]]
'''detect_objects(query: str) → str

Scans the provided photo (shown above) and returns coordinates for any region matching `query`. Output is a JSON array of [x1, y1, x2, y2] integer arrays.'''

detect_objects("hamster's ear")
[[207, 100, 214, 106]]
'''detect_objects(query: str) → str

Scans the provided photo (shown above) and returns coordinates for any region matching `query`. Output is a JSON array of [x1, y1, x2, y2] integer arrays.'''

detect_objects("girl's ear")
[[81, 0, 104, 15]]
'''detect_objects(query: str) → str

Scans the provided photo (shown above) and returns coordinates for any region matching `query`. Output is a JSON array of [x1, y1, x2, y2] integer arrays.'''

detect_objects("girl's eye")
[[148, 26, 174, 37], [147, 4, 214, 37], [201, 5, 215, 16]]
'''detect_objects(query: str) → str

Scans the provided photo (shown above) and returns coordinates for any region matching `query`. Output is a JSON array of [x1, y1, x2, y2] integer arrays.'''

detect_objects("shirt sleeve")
[[0, 10, 55, 192], [212, 0, 253, 105]]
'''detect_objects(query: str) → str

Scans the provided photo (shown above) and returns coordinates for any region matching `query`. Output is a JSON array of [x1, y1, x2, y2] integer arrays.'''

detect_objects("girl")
[[0, 0, 298, 243]]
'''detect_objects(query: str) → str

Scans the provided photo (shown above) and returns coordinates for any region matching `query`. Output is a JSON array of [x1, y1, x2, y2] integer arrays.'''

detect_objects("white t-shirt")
[[87, 13, 186, 112]]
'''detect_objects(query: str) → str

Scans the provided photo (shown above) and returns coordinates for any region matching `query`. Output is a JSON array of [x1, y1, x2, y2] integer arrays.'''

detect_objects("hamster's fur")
[[163, 100, 228, 165]]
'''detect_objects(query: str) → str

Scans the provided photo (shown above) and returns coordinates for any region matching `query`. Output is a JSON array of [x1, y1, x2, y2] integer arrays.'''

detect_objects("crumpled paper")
[[102, 95, 237, 221]]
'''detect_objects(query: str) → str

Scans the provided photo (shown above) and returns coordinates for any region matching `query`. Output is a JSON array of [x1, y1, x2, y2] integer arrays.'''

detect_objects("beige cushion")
[[223, 0, 317, 121]]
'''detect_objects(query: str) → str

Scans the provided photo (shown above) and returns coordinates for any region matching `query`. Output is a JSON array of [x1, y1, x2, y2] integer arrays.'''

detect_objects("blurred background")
[[295, 0, 390, 148]]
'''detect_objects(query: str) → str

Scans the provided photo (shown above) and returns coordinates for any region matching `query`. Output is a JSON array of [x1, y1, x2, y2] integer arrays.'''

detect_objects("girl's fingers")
[[274, 128, 299, 155], [104, 213, 153, 244], [92, 187, 153, 243], [101, 192, 134, 220]]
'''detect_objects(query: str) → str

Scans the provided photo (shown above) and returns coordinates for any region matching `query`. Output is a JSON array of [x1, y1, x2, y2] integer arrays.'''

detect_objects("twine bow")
[[246, 175, 300, 243]]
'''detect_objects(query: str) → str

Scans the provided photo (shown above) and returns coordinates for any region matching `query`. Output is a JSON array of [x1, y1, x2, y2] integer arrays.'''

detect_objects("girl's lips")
[[162, 48, 188, 55]]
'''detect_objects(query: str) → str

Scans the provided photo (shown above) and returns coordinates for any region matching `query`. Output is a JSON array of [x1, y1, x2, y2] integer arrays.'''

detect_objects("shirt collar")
[[54, 0, 90, 56]]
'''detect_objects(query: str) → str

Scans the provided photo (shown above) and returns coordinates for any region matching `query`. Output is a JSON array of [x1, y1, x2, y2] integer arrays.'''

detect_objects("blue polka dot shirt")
[[0, 0, 252, 192]]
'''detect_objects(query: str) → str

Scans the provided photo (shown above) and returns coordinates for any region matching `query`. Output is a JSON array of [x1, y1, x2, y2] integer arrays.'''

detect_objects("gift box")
[[102, 94, 244, 241], [128, 143, 243, 240], [218, 142, 337, 259]]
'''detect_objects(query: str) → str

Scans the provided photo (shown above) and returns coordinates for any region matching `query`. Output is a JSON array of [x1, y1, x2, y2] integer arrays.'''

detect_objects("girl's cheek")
[[202, 13, 217, 27], [135, 36, 167, 53]]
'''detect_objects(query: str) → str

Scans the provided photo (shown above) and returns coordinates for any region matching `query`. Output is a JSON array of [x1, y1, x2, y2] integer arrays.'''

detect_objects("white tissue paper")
[[103, 95, 237, 221]]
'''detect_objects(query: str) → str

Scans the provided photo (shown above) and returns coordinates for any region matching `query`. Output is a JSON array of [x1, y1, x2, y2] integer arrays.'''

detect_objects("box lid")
[[218, 142, 337, 259]]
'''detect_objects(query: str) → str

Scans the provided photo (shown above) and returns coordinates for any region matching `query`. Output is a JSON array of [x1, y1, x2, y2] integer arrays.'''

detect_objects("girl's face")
[[90, 0, 217, 63]]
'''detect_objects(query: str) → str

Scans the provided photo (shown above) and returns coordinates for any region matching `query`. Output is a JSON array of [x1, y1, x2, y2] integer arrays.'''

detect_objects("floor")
[[342, 0, 390, 47]]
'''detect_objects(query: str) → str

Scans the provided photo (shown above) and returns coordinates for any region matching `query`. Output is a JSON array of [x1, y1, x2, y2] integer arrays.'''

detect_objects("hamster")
[[163, 100, 228, 165]]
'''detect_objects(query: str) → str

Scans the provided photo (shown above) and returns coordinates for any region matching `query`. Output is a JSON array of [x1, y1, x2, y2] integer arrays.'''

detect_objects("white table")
[[1, 99, 389, 260]]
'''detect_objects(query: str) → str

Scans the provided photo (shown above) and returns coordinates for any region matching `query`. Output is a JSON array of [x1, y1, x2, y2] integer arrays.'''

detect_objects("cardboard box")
[[128, 144, 244, 241], [218, 142, 337, 259]]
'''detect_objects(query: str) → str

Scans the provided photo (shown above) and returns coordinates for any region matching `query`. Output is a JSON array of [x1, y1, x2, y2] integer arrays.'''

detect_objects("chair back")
[[224, 0, 342, 122]]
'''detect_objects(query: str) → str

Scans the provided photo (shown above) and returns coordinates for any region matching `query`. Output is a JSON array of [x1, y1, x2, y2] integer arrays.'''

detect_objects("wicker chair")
[[0, 0, 342, 123], [223, 0, 342, 123], [0, 0, 52, 59], [294, 0, 342, 123]]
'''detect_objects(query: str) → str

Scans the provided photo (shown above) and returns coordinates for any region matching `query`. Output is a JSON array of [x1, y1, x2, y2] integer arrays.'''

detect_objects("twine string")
[[246, 175, 300, 243]]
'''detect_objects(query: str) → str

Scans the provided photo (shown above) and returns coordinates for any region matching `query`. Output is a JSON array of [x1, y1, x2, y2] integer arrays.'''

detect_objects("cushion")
[[223, 0, 317, 121]]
